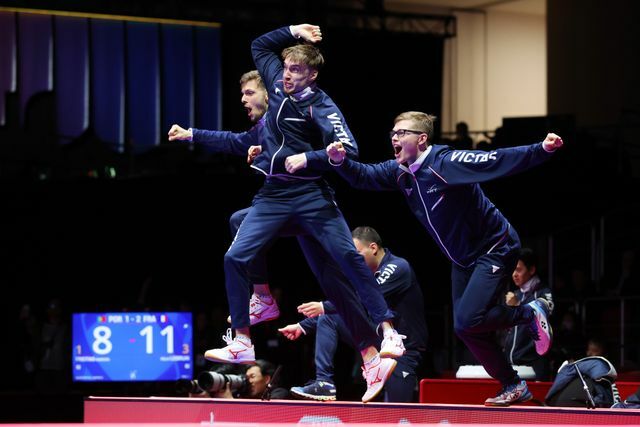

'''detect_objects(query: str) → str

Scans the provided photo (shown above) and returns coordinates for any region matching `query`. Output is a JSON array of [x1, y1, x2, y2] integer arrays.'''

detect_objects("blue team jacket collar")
[[398, 145, 433, 174], [374, 248, 392, 276], [289, 85, 316, 102]]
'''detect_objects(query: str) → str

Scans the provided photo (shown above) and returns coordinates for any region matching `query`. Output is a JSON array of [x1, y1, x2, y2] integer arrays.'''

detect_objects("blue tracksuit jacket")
[[190, 117, 264, 156], [333, 143, 555, 266], [222, 25, 393, 335], [251, 26, 358, 179]]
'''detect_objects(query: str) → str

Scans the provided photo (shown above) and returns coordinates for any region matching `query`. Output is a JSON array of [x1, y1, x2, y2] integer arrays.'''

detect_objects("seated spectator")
[[452, 121, 473, 150], [586, 337, 608, 358], [279, 226, 428, 403], [476, 139, 492, 151], [503, 248, 554, 380]]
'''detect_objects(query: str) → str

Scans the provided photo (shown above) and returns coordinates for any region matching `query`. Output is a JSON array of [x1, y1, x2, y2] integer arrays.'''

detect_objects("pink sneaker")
[[226, 293, 280, 326], [527, 298, 553, 355], [204, 328, 255, 364], [361, 355, 397, 403], [380, 329, 406, 358]]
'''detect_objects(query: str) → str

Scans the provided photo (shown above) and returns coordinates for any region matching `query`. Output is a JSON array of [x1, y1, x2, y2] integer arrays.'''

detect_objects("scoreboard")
[[72, 312, 192, 382]]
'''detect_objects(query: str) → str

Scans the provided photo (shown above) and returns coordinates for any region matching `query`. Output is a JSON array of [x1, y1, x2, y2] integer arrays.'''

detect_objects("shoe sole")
[[250, 311, 280, 326], [484, 392, 533, 407], [290, 389, 337, 401], [379, 348, 406, 358], [362, 359, 397, 403], [204, 351, 256, 365], [226, 312, 281, 326]]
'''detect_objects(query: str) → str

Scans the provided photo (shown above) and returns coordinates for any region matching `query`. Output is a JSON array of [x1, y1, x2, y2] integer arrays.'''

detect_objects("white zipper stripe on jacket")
[[431, 194, 444, 211], [413, 174, 465, 267], [249, 166, 321, 180], [509, 325, 518, 363], [250, 164, 268, 176], [487, 225, 509, 254], [269, 98, 289, 175]]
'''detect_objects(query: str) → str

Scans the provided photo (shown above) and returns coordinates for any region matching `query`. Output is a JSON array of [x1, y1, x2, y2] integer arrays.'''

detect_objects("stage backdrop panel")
[[0, 8, 221, 153]]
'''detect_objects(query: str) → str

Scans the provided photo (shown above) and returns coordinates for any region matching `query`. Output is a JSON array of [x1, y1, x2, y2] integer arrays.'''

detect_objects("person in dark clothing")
[[327, 111, 563, 406], [205, 24, 403, 403], [453, 121, 473, 150], [209, 359, 289, 400], [280, 226, 428, 402], [503, 248, 554, 380]]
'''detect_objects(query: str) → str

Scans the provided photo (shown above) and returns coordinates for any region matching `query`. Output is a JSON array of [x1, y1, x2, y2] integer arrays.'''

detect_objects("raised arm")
[[438, 133, 563, 186], [251, 24, 322, 91], [175, 124, 261, 157]]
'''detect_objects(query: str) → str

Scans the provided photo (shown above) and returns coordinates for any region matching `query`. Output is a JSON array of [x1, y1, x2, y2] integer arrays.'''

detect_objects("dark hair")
[[518, 248, 538, 270], [352, 226, 383, 247], [588, 336, 607, 351], [251, 359, 276, 378]]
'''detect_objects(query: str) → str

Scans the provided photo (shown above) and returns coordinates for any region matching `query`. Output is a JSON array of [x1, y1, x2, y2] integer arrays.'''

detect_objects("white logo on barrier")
[[298, 415, 343, 424]]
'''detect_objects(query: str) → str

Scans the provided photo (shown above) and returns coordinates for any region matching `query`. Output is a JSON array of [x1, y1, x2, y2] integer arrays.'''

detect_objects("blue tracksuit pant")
[[451, 227, 535, 386], [229, 207, 380, 349], [315, 313, 421, 402], [229, 208, 268, 285], [225, 179, 390, 350]]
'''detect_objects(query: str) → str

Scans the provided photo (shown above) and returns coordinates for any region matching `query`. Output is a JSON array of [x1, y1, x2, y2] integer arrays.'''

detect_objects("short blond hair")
[[281, 44, 324, 70], [394, 111, 437, 140], [239, 70, 265, 90]]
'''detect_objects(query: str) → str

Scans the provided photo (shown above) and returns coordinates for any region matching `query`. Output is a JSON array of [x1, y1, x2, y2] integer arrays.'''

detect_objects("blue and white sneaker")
[[527, 298, 553, 356], [290, 380, 337, 401], [484, 380, 533, 406]]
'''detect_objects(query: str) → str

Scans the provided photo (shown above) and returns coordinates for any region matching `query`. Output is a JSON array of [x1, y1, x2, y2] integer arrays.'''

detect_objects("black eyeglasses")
[[389, 129, 425, 139]]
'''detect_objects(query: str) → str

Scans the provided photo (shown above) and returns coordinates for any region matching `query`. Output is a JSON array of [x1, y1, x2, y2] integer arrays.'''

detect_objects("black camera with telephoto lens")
[[196, 370, 248, 394]]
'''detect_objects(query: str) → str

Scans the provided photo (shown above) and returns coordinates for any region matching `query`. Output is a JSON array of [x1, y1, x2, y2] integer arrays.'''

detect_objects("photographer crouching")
[[178, 359, 289, 399]]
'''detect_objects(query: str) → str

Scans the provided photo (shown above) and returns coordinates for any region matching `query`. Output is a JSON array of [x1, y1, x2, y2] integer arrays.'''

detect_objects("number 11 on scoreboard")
[[140, 325, 174, 354]]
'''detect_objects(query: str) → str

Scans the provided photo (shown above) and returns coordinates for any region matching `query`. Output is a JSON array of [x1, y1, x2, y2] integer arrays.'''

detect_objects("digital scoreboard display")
[[72, 312, 192, 382]]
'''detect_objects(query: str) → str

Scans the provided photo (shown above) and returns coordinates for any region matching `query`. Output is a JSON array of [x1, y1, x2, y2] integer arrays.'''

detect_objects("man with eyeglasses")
[[326, 111, 564, 406]]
